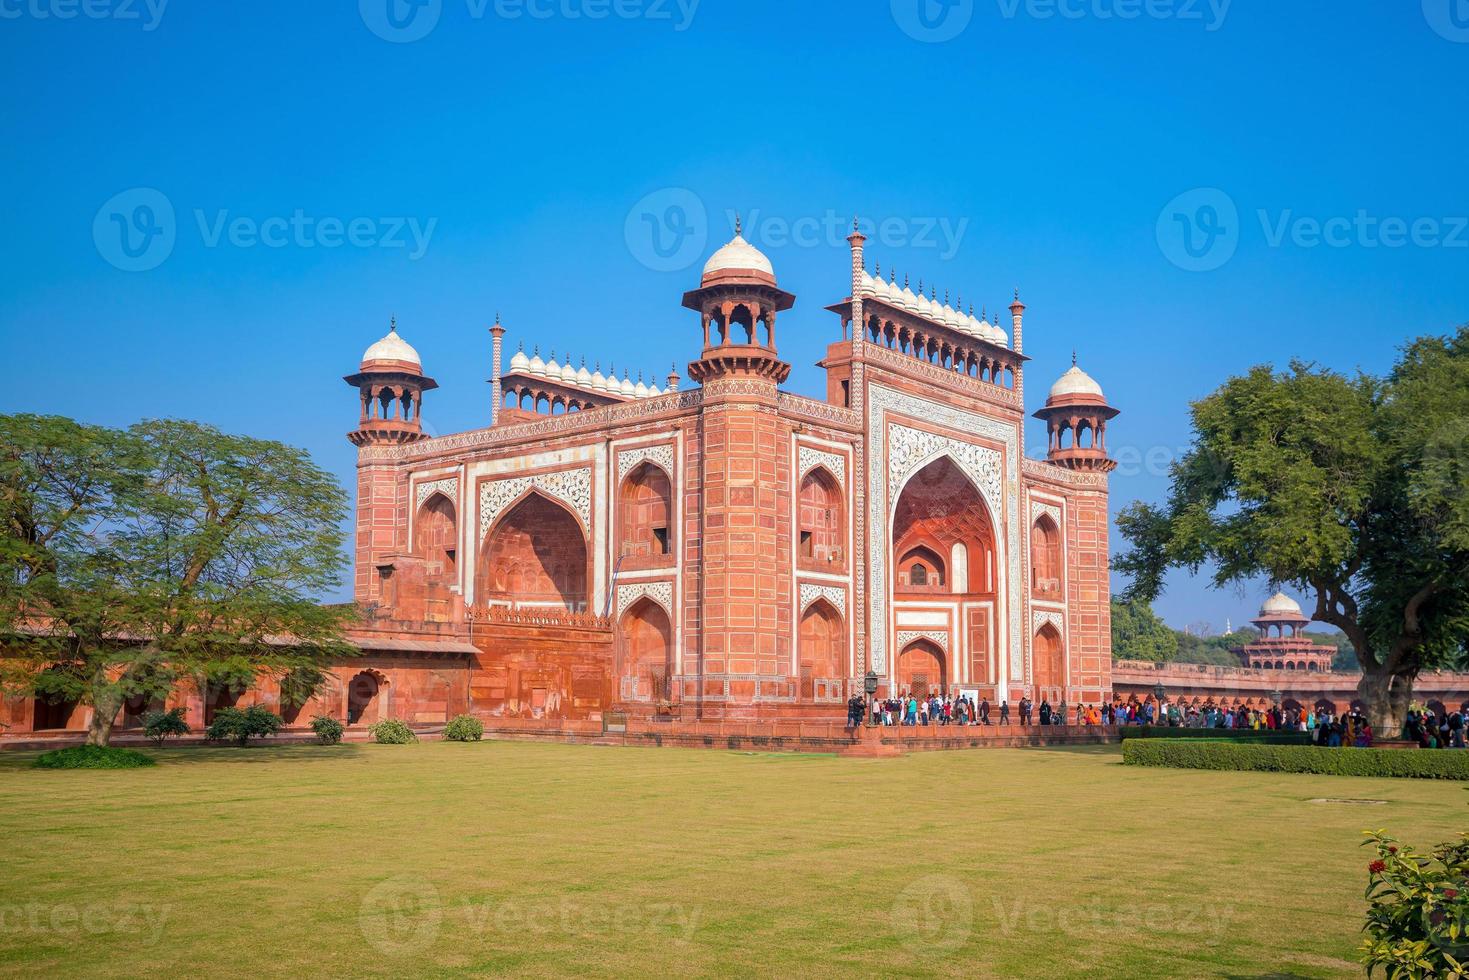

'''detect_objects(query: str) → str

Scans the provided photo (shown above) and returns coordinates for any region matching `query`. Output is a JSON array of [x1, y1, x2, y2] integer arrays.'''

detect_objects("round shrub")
[[206, 706, 283, 746], [311, 715, 345, 745], [34, 745, 156, 769], [443, 714, 484, 742], [368, 719, 417, 744], [142, 707, 190, 745]]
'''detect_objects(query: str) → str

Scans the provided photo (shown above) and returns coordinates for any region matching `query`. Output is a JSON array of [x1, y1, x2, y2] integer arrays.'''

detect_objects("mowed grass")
[[0, 741, 1463, 979]]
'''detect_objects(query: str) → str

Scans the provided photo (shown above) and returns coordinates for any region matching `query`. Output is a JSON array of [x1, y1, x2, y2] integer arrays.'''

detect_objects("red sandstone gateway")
[[333, 223, 1119, 727], [9, 223, 1464, 742]]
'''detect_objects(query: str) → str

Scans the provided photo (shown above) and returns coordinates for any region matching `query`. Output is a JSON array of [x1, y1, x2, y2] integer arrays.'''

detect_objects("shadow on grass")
[[0, 742, 369, 770]]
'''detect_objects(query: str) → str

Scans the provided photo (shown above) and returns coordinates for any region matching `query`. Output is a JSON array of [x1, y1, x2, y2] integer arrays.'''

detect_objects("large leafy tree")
[[1110, 598, 1178, 663], [1116, 327, 1469, 731], [0, 415, 355, 745]]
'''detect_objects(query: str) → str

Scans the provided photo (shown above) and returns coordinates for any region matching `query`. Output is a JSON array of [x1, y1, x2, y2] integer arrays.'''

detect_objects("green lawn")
[[0, 741, 1462, 978]]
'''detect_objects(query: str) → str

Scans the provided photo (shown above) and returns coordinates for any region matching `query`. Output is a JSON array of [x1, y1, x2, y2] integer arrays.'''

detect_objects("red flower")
[[1369, 860, 1387, 874], [1388, 846, 1398, 854], [1447, 888, 1460, 899]]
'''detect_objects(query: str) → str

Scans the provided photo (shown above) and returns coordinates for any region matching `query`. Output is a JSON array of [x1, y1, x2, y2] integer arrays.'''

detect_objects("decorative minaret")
[[343, 318, 438, 602], [1032, 354, 1119, 471], [344, 317, 438, 447], [683, 217, 794, 385], [683, 222, 796, 716], [666, 362, 681, 392], [1009, 289, 1026, 398], [488, 313, 506, 425]]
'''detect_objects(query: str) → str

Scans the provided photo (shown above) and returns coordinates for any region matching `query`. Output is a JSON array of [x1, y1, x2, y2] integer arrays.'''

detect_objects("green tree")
[[1110, 598, 1178, 662], [0, 415, 355, 746], [1116, 328, 1469, 731]]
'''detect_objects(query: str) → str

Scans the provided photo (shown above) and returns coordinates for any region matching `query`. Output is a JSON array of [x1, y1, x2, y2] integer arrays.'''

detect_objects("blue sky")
[[2, 0, 1466, 629]]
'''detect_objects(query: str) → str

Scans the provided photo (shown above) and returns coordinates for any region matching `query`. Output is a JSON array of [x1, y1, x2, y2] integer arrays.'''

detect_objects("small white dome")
[[619, 374, 636, 397], [1049, 364, 1104, 401], [590, 366, 607, 390], [576, 362, 592, 385], [527, 349, 545, 375], [560, 361, 578, 384], [362, 322, 421, 367], [545, 352, 561, 377], [634, 378, 649, 398], [509, 345, 531, 372], [1260, 592, 1304, 617], [900, 282, 919, 311], [702, 233, 774, 281]]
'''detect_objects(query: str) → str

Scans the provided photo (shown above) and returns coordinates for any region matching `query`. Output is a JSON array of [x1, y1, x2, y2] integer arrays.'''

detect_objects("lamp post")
[[1153, 682, 1167, 726], [864, 670, 879, 726]]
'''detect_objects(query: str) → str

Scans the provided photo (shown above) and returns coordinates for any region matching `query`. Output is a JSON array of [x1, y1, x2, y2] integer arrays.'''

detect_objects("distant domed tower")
[[1238, 592, 1335, 672], [344, 318, 438, 446], [682, 222, 794, 385], [1033, 357, 1119, 471]]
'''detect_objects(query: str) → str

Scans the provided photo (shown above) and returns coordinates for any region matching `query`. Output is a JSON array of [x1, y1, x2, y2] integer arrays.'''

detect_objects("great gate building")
[[339, 223, 1119, 724]]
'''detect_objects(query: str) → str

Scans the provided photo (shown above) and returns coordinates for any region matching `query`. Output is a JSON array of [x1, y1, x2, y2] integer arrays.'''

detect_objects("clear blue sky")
[[3, 0, 1466, 629]]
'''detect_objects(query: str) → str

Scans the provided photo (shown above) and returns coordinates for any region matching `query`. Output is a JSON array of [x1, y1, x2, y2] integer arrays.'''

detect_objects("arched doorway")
[[1030, 515, 1062, 599], [897, 640, 946, 699], [798, 599, 845, 701], [620, 599, 673, 701], [1033, 624, 1065, 702], [480, 492, 589, 611], [797, 467, 844, 569], [347, 670, 387, 725], [893, 456, 996, 599], [618, 462, 674, 562]]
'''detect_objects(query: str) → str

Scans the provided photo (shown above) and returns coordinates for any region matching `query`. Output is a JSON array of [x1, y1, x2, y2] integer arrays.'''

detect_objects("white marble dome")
[[1260, 592, 1304, 617], [1049, 364, 1104, 401], [702, 233, 774, 282], [362, 323, 421, 367], [509, 345, 531, 372]]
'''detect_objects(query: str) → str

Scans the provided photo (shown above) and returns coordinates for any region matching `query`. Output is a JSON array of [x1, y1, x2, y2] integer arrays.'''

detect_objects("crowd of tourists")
[[842, 692, 1466, 749]]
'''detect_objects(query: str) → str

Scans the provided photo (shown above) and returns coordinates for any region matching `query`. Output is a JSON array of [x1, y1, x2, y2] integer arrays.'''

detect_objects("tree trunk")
[[85, 700, 117, 746], [1357, 667, 1412, 736]]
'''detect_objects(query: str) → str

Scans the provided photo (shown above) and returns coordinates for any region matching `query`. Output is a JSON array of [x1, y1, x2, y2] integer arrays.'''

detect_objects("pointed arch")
[[479, 491, 589, 612], [893, 456, 995, 597], [1030, 514, 1062, 599], [1033, 623, 1065, 701], [618, 460, 673, 564], [897, 639, 946, 699], [414, 491, 458, 585], [620, 597, 673, 702], [797, 465, 844, 569], [797, 598, 845, 700]]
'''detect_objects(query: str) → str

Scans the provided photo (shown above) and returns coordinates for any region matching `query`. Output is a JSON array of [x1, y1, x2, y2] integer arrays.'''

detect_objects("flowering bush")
[[1360, 830, 1469, 977]]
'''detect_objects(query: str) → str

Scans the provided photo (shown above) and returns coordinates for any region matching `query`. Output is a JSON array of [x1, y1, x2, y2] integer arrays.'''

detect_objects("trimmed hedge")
[[1123, 739, 1469, 780], [1118, 726, 1312, 745], [33, 745, 157, 769]]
